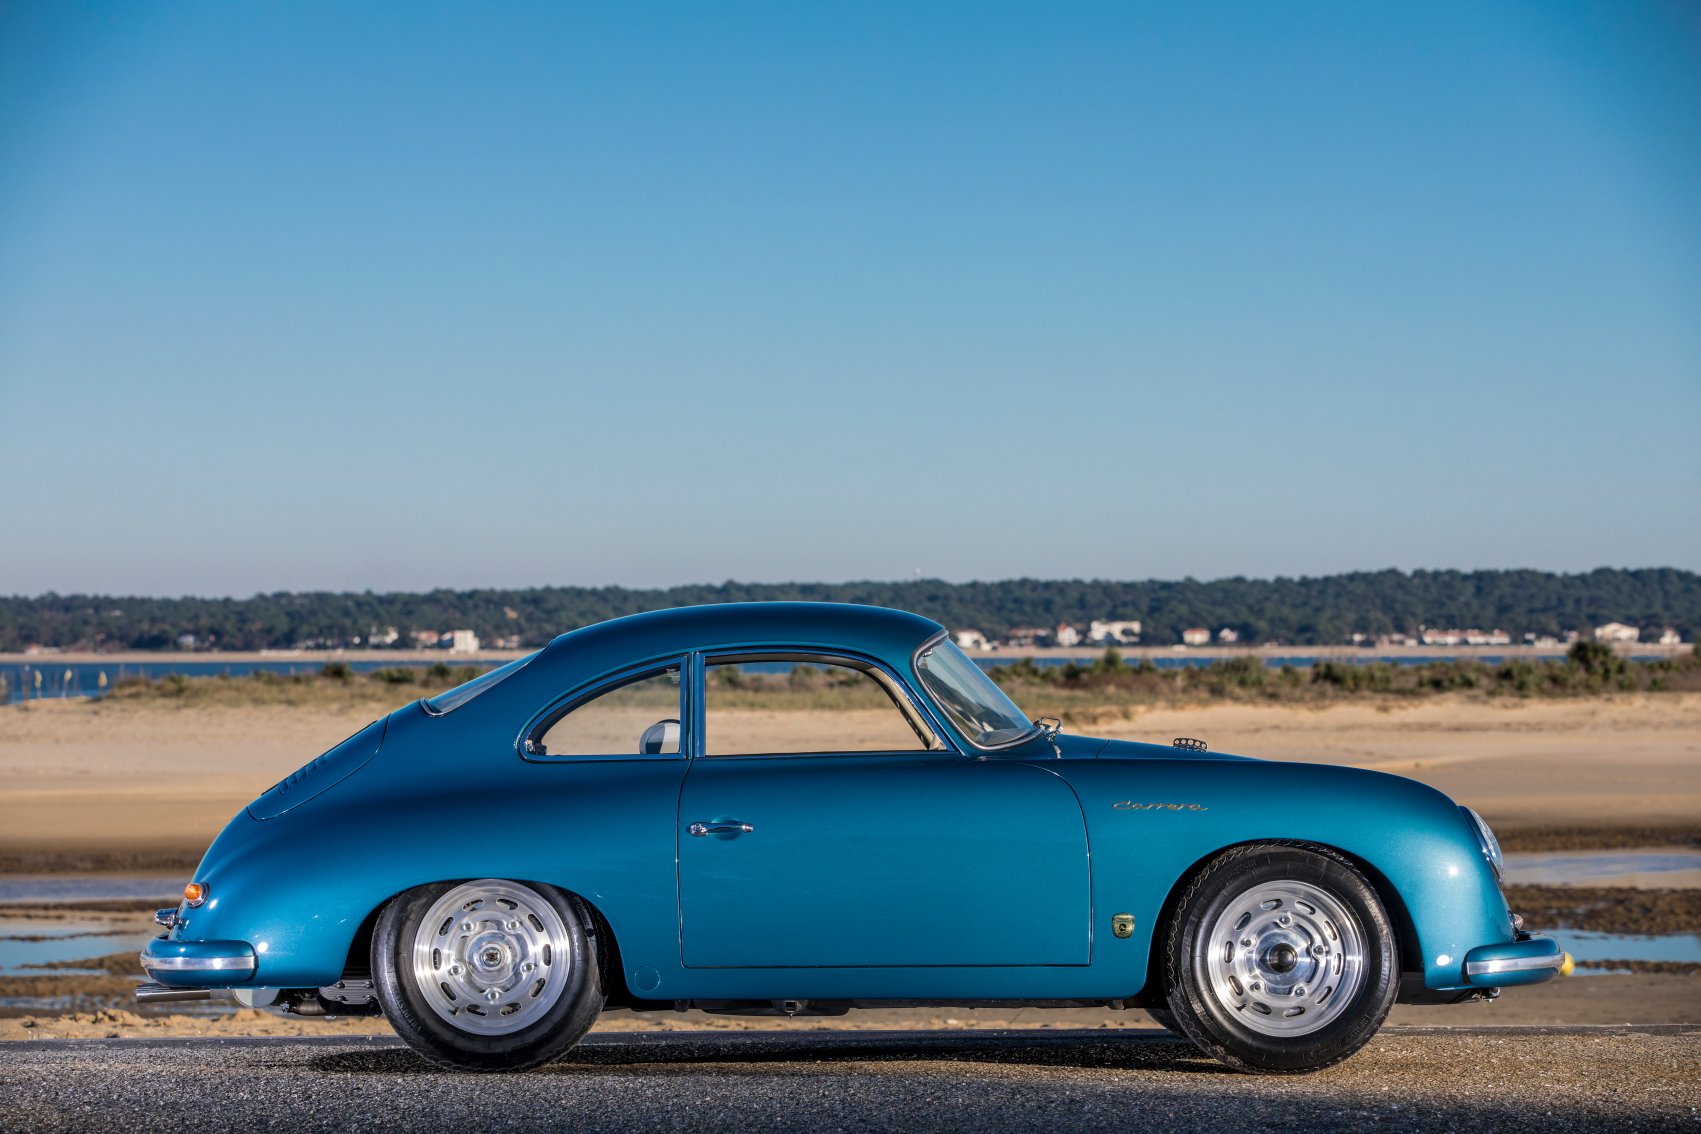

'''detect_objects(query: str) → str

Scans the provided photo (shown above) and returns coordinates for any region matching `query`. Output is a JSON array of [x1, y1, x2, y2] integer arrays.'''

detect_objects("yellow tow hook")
[[1558, 952, 1575, 977]]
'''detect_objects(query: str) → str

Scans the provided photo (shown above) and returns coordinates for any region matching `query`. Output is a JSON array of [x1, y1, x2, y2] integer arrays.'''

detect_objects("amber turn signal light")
[[183, 882, 208, 906]]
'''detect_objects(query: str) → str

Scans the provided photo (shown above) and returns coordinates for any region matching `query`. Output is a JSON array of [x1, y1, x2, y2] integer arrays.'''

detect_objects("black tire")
[[372, 878, 604, 1072], [1143, 1006, 1182, 1034], [1163, 844, 1398, 1074]]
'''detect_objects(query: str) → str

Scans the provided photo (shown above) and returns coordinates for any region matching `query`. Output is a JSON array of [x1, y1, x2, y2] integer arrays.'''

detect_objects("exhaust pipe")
[[136, 983, 226, 1004]]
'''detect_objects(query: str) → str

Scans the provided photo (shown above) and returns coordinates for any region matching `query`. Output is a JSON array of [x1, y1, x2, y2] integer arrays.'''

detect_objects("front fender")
[[1065, 756, 1514, 994]]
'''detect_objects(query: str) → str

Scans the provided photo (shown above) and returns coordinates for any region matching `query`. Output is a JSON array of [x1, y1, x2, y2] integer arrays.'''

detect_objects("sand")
[[3, 694, 1697, 869], [1096, 694, 1701, 829]]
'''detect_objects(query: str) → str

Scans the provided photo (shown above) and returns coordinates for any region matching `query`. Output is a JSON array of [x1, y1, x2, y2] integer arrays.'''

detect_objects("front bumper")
[[140, 937, 256, 986], [1462, 935, 1571, 988]]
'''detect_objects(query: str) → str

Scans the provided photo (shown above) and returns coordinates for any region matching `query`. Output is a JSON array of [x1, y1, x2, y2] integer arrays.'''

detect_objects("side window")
[[531, 666, 682, 758], [705, 658, 934, 756]]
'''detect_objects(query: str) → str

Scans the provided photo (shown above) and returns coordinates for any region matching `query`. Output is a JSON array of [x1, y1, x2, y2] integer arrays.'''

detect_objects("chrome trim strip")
[[141, 952, 255, 973], [1464, 953, 1564, 976], [911, 629, 1042, 753]]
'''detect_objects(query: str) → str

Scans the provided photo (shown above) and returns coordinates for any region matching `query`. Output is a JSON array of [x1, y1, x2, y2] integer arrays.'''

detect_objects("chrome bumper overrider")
[[1461, 936, 1569, 987], [142, 953, 255, 972], [140, 938, 257, 984], [1465, 953, 1566, 977]]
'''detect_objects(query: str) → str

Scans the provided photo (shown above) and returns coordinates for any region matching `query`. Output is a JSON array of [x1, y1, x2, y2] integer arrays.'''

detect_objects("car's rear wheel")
[[373, 878, 603, 1071], [1164, 844, 1398, 1074]]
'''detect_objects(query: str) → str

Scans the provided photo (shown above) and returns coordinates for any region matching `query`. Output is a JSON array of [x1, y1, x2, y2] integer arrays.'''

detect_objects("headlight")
[[1461, 806, 1504, 882]]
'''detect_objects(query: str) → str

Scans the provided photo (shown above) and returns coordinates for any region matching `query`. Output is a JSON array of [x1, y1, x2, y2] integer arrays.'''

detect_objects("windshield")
[[423, 651, 539, 715], [914, 638, 1037, 748]]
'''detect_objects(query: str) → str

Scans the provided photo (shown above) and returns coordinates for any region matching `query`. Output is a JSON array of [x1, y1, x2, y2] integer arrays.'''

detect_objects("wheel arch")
[[351, 877, 632, 1003], [1140, 838, 1421, 1001]]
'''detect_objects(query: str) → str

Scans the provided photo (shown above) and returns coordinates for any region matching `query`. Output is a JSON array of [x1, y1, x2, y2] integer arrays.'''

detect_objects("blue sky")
[[1, 1, 1697, 597]]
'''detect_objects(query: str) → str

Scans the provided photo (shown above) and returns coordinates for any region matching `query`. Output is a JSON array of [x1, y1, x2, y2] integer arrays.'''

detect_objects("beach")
[[3, 693, 1698, 869], [2, 691, 1697, 1036]]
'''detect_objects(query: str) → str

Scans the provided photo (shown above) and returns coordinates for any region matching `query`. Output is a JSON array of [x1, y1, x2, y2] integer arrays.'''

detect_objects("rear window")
[[423, 651, 539, 715]]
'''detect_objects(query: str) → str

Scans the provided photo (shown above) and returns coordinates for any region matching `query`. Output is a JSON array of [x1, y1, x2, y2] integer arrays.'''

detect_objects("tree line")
[[0, 567, 1695, 652]]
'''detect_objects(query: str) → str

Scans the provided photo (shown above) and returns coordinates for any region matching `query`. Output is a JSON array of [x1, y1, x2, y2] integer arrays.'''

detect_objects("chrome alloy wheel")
[[410, 879, 572, 1036], [1198, 878, 1366, 1037]]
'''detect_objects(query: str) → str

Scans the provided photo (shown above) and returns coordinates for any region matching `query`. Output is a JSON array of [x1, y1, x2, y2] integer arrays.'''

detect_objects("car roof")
[[540, 602, 945, 671]]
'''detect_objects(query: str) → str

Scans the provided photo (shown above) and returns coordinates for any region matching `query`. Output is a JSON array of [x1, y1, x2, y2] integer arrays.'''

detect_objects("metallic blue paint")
[[140, 602, 1557, 1006]]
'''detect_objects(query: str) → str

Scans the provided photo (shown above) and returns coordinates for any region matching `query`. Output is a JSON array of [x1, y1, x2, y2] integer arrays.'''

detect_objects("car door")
[[676, 653, 1091, 968]]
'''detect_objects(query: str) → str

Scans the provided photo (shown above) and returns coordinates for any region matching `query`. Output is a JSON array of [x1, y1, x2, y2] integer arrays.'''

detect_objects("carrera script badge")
[[1111, 801, 1209, 812]]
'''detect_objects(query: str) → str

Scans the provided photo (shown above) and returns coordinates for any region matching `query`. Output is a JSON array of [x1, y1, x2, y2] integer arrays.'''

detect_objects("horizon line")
[[5, 564, 1695, 604]]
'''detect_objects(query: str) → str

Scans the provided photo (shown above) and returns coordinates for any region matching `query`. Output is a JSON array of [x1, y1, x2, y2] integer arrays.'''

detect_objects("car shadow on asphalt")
[[307, 1029, 1229, 1077]]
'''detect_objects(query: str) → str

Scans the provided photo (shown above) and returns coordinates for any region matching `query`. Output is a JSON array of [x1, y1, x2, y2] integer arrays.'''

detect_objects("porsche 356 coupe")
[[139, 603, 1568, 1073]]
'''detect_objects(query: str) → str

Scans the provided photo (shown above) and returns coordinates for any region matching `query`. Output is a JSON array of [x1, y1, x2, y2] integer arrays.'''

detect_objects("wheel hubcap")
[[410, 879, 570, 1036], [1198, 879, 1365, 1036]]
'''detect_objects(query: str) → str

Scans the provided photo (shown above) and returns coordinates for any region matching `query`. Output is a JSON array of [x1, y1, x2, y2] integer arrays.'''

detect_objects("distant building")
[[410, 630, 439, 648], [1004, 627, 1047, 648], [954, 629, 991, 652], [1182, 627, 1211, 647], [369, 626, 400, 647], [445, 629, 481, 653], [176, 633, 197, 650], [1464, 629, 1512, 646], [1088, 619, 1142, 644], [1217, 628, 1240, 644], [1054, 624, 1081, 648], [1657, 627, 1683, 646], [1594, 623, 1640, 644]]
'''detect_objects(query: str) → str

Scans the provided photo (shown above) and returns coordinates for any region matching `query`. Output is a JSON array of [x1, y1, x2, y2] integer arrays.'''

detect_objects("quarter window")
[[705, 658, 936, 756], [530, 666, 683, 758]]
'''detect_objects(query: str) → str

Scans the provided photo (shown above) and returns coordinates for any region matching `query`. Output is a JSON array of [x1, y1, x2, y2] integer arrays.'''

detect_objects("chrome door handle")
[[689, 821, 754, 837]]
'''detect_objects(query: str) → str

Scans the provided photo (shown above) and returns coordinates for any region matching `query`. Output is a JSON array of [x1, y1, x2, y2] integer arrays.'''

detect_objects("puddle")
[[0, 921, 135, 973], [0, 876, 180, 904], [1547, 929, 1701, 975], [1502, 851, 1701, 889]]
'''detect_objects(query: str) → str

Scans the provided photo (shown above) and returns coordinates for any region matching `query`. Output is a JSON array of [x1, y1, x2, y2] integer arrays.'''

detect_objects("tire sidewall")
[[373, 879, 603, 1071], [1167, 845, 1398, 1074]]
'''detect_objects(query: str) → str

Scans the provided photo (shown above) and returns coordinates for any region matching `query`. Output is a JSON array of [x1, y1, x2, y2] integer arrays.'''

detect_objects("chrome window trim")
[[517, 656, 690, 763], [910, 630, 1043, 752], [700, 647, 954, 758], [421, 651, 541, 717]]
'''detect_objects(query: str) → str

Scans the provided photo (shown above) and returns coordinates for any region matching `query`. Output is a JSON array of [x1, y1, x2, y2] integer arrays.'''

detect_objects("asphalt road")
[[3, 1027, 1698, 1133]]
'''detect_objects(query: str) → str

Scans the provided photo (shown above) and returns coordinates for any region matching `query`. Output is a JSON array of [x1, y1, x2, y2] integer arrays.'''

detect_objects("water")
[[0, 876, 181, 903], [0, 921, 134, 973], [1503, 852, 1701, 888], [1553, 930, 1701, 972]]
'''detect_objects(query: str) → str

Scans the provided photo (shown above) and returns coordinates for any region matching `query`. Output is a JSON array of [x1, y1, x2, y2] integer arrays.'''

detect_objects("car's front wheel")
[[373, 878, 603, 1071], [1164, 844, 1398, 1074]]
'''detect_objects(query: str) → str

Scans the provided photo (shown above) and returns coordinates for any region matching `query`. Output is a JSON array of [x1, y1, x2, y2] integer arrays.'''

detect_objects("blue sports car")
[[139, 602, 1568, 1073]]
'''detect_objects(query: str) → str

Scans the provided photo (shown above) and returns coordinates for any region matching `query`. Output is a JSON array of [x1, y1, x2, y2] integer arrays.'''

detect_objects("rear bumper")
[[1462, 936, 1570, 988], [140, 937, 256, 986]]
